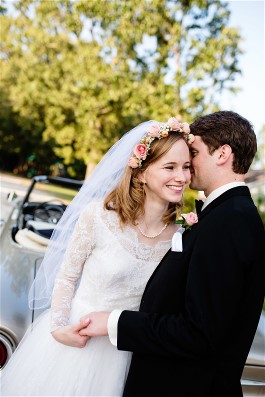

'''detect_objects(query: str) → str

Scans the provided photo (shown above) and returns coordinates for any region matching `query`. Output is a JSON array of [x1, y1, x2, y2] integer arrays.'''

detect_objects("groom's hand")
[[51, 323, 90, 348], [79, 312, 110, 336]]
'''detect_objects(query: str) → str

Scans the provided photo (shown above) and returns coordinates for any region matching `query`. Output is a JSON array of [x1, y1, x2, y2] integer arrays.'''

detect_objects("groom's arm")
[[79, 310, 121, 342], [80, 208, 264, 359], [107, 310, 123, 345], [116, 210, 265, 360]]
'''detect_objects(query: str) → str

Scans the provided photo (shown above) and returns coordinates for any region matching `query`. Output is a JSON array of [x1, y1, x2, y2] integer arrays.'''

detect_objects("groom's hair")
[[190, 111, 257, 174]]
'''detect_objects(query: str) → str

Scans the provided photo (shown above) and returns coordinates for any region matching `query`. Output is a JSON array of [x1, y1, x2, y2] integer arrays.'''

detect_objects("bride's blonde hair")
[[104, 133, 187, 226]]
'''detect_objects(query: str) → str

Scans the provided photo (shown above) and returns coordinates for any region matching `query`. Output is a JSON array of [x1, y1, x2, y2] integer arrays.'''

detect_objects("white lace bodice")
[[50, 202, 172, 331]]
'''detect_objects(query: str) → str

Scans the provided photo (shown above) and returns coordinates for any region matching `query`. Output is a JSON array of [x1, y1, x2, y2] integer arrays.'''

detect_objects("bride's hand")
[[51, 323, 90, 348], [79, 312, 110, 336]]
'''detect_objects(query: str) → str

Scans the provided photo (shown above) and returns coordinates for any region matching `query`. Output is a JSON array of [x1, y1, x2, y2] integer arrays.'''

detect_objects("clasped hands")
[[51, 312, 110, 348]]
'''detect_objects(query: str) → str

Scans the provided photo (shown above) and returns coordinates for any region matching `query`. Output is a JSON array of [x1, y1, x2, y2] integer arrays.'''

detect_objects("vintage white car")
[[0, 175, 83, 366]]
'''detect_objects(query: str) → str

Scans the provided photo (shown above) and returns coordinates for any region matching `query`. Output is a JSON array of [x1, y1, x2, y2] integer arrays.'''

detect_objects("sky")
[[221, 0, 264, 133]]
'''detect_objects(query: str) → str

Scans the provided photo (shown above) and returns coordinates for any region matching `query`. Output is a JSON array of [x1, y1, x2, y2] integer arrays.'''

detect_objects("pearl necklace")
[[136, 223, 168, 239]]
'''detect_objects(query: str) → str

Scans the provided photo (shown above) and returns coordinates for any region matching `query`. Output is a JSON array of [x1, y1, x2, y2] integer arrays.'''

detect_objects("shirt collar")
[[202, 182, 246, 211]]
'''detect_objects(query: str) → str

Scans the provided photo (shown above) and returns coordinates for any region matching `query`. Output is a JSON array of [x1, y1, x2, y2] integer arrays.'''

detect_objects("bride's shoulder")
[[82, 200, 118, 220], [80, 200, 104, 220]]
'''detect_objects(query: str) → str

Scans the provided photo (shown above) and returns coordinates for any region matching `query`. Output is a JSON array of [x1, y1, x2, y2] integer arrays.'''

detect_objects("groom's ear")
[[216, 144, 233, 165]]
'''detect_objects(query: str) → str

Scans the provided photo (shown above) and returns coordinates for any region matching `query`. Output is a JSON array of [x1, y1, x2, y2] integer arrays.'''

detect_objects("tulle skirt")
[[1, 311, 131, 396]]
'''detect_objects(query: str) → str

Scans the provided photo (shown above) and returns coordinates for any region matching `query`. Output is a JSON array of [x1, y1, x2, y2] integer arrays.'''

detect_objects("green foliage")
[[183, 187, 199, 213], [0, 0, 242, 178]]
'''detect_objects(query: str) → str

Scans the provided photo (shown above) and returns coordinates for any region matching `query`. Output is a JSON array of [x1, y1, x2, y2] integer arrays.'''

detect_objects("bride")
[[1, 117, 192, 396]]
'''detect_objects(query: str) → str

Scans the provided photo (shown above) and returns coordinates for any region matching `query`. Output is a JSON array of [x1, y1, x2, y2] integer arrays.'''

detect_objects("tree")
[[0, 0, 242, 178]]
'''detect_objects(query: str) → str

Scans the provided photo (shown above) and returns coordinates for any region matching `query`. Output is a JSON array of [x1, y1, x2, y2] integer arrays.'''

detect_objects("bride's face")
[[140, 139, 191, 205]]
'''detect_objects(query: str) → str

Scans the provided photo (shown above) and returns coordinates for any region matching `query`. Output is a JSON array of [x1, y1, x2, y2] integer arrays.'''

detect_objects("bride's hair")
[[104, 132, 186, 226]]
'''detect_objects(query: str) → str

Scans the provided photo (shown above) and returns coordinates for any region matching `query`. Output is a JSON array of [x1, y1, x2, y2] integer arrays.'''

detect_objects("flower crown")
[[128, 117, 195, 168]]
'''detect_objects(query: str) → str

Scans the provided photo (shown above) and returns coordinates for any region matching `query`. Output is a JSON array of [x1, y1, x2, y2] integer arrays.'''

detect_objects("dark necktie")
[[195, 199, 204, 215]]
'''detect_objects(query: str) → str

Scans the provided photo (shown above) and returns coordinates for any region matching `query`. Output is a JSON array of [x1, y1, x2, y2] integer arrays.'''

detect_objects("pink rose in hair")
[[148, 124, 160, 137], [161, 130, 169, 138], [183, 212, 198, 226], [180, 122, 190, 134], [134, 144, 147, 159], [167, 117, 181, 131], [187, 133, 195, 144], [128, 156, 139, 168]]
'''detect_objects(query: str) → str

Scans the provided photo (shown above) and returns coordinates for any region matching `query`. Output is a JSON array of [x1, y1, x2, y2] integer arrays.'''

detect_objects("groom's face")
[[189, 136, 217, 196]]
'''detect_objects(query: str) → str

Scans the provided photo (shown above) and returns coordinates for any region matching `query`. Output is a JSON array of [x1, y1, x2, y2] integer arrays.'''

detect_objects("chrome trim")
[[0, 328, 18, 369]]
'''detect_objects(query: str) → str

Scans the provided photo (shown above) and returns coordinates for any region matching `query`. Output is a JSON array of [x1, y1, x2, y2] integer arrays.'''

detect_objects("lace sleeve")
[[50, 204, 96, 331]]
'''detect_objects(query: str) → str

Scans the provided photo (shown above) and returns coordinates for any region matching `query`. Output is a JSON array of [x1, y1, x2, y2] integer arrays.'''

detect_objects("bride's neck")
[[139, 200, 169, 228]]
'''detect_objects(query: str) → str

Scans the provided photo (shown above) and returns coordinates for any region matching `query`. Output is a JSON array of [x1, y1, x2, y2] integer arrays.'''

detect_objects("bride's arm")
[[50, 205, 96, 346]]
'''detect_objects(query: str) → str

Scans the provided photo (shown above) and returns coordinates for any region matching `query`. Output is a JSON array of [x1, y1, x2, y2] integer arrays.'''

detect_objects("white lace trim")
[[50, 202, 171, 331]]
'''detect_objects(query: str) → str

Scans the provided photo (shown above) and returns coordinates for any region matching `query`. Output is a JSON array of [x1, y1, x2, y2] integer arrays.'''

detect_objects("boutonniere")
[[175, 212, 198, 230], [172, 212, 198, 252]]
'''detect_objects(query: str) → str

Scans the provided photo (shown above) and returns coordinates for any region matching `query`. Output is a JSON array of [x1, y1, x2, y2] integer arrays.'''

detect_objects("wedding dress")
[[1, 201, 172, 396]]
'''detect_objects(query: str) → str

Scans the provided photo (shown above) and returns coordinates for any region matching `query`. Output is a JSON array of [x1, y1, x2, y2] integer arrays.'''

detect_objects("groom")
[[80, 111, 265, 397]]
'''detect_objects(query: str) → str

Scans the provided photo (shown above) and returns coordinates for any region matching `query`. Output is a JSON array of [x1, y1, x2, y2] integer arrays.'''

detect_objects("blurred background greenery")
[[0, 0, 264, 221]]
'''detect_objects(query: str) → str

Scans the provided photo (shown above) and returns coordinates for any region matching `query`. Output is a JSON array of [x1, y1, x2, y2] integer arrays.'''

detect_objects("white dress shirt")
[[201, 181, 245, 211], [107, 181, 246, 346]]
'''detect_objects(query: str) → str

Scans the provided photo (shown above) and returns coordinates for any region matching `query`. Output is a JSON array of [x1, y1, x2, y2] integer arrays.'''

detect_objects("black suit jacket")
[[118, 187, 265, 397]]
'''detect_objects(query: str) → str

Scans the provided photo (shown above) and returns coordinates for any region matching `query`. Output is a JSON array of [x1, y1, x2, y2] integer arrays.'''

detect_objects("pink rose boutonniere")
[[172, 212, 198, 252], [175, 212, 198, 230]]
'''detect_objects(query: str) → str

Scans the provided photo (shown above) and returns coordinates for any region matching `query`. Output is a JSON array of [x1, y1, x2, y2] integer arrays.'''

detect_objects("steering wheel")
[[33, 201, 66, 224]]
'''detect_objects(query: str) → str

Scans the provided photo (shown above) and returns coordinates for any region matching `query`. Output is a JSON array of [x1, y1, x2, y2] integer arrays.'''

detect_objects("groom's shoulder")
[[218, 195, 264, 237], [201, 195, 259, 230]]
